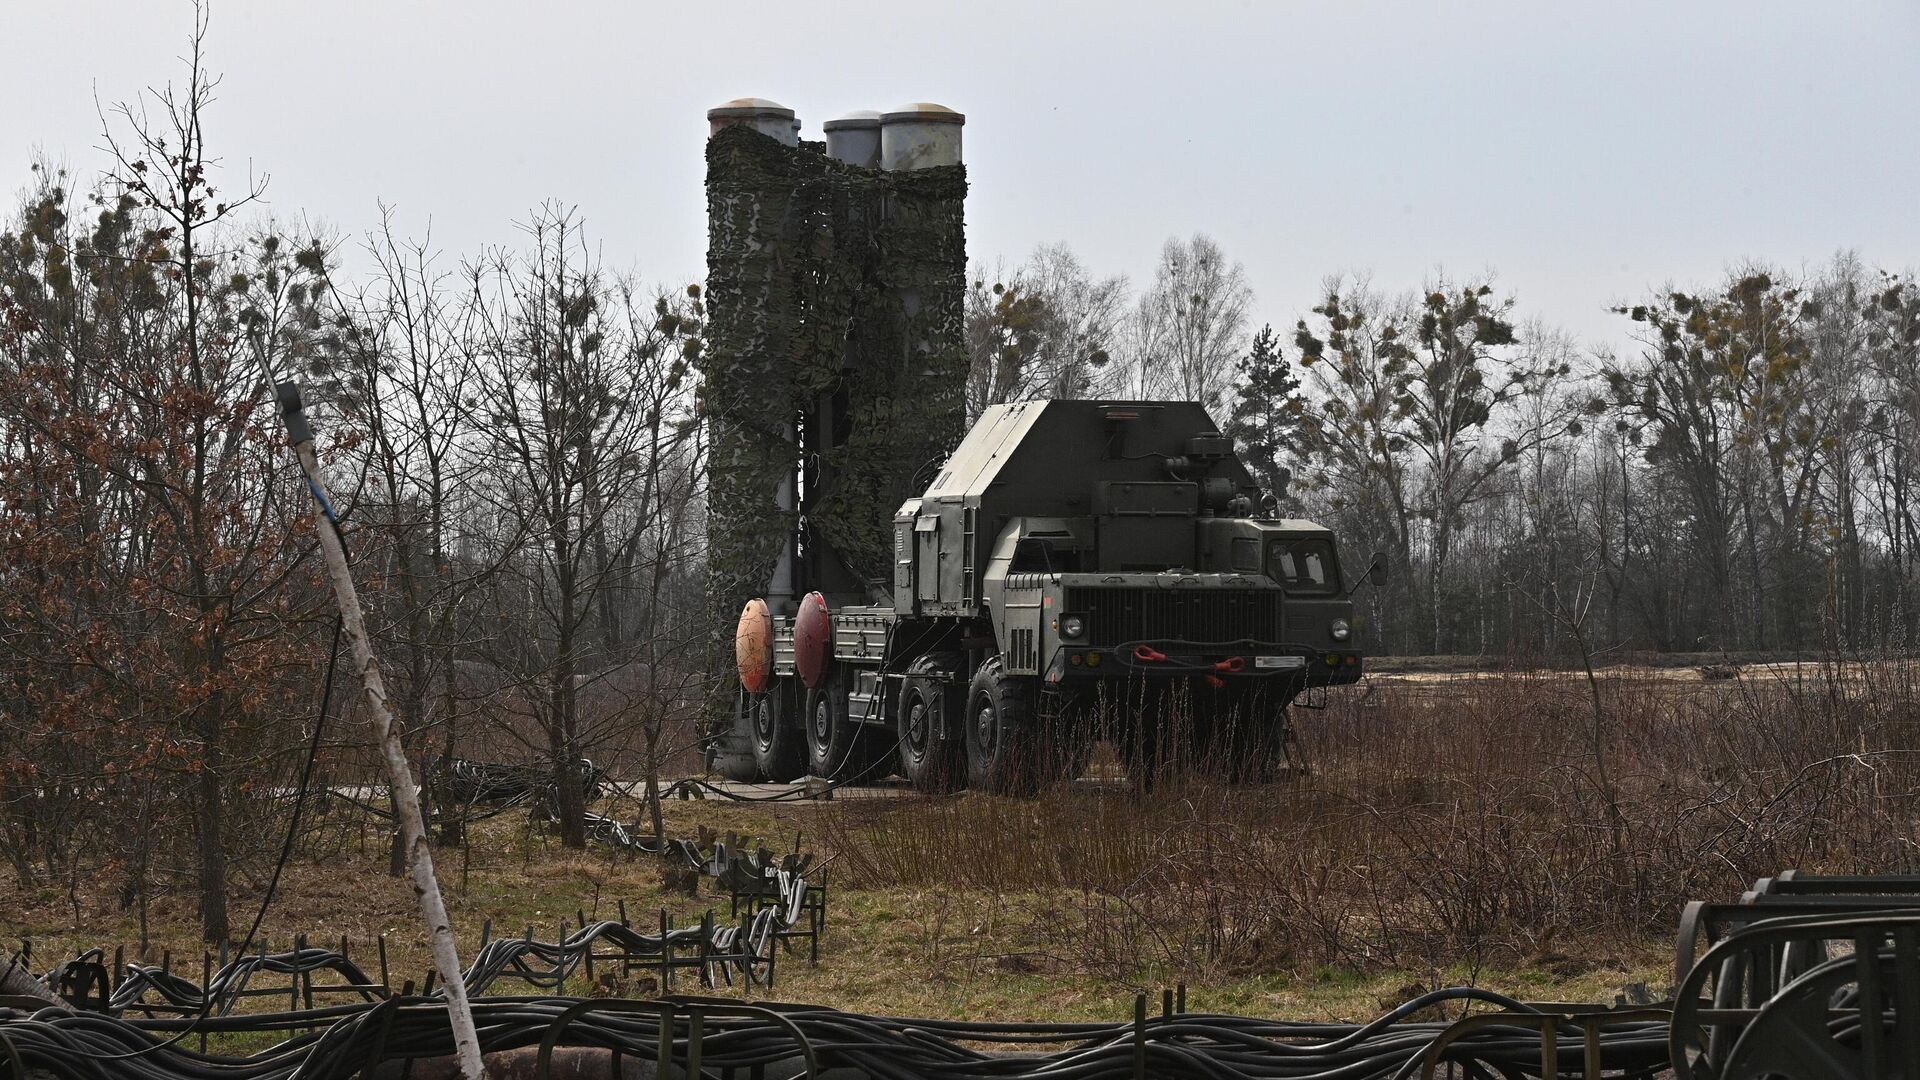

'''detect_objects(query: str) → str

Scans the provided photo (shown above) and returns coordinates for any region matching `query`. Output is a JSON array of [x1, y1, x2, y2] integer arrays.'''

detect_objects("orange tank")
[[735, 598, 773, 693]]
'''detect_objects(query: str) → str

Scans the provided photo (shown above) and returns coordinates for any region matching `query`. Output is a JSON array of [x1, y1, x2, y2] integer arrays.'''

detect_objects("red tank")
[[794, 591, 833, 688]]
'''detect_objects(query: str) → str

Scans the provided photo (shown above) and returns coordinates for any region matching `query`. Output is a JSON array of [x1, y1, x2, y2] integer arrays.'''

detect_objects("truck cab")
[[979, 510, 1361, 712]]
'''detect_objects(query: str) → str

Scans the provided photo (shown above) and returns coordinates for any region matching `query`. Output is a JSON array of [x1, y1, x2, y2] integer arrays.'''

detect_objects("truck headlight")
[[1060, 615, 1086, 640], [1330, 618, 1351, 642]]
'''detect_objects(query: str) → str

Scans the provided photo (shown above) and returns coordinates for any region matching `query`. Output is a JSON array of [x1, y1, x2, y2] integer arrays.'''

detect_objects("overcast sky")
[[7, 1, 1918, 351]]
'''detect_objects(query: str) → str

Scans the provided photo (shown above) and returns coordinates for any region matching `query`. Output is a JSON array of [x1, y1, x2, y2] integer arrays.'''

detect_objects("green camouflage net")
[[701, 125, 967, 638]]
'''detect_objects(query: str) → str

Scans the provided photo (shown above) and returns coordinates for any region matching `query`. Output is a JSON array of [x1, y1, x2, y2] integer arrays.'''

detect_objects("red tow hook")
[[1213, 656, 1246, 674], [1132, 644, 1168, 663]]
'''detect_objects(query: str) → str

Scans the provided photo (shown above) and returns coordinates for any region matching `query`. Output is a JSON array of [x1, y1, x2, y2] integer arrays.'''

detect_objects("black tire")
[[805, 681, 863, 780], [965, 657, 1046, 794], [1200, 711, 1280, 785], [1197, 691, 1293, 785], [750, 679, 807, 782], [897, 664, 964, 793]]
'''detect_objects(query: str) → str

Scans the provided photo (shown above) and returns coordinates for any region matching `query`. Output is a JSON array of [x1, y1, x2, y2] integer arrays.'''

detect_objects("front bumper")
[[1043, 644, 1364, 686]]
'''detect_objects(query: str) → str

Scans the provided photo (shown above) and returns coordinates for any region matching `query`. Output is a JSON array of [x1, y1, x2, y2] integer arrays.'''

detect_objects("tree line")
[[966, 239, 1920, 658]]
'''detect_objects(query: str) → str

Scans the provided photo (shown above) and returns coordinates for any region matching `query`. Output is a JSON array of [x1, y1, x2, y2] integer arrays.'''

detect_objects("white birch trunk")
[[292, 439, 489, 1080]]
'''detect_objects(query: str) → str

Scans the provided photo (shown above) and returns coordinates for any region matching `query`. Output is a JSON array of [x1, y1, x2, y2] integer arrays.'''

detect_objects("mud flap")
[[707, 688, 764, 782]]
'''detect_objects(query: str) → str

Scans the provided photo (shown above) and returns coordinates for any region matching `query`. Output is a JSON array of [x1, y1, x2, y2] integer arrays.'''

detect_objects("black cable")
[[0, 992, 1678, 1080], [241, 614, 344, 953], [102, 826, 821, 1015]]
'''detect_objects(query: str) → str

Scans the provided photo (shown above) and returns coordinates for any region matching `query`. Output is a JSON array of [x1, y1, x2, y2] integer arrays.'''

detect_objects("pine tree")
[[1225, 323, 1304, 504]]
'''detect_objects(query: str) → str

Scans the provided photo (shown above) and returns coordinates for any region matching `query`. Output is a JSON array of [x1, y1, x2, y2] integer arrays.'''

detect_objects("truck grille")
[[1065, 587, 1283, 647]]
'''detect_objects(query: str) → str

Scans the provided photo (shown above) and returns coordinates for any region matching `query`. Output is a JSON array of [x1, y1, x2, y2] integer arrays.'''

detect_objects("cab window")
[[1266, 538, 1339, 594]]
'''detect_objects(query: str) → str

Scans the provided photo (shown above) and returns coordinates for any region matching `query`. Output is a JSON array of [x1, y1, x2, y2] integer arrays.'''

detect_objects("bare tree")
[[1124, 234, 1251, 409], [463, 205, 703, 847], [1604, 269, 1824, 650], [964, 264, 1046, 418], [1024, 243, 1129, 399], [965, 244, 1128, 417], [610, 284, 708, 842], [323, 211, 533, 857]]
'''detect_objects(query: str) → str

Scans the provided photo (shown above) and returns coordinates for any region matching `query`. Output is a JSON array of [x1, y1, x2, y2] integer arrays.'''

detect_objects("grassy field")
[[4, 790, 1666, 1025], [7, 662, 1915, 1025]]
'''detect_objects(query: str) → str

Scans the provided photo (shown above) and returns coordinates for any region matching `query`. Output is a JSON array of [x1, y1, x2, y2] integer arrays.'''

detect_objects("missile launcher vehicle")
[[716, 398, 1372, 792]]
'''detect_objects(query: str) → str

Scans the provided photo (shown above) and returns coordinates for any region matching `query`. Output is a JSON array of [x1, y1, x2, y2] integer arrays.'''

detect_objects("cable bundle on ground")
[[89, 913, 792, 1020], [458, 915, 782, 995], [109, 948, 384, 1017], [0, 989, 1674, 1080], [428, 757, 606, 809], [22, 868, 1915, 1078], [581, 826, 826, 963], [22, 831, 824, 1024]]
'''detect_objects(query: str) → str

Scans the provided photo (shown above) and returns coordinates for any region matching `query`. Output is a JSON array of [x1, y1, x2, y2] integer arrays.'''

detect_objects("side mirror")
[[1347, 550, 1389, 597]]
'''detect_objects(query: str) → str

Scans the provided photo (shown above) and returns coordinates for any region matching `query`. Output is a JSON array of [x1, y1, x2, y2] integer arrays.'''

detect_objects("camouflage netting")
[[700, 124, 967, 637]]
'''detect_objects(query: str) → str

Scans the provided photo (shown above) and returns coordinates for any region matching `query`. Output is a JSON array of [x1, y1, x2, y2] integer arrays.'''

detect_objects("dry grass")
[[820, 660, 1920, 992], [6, 662, 1914, 1024]]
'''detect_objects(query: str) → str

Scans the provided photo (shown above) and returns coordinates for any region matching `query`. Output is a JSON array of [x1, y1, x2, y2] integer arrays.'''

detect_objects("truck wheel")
[[805, 684, 863, 781], [750, 680, 807, 782], [1114, 707, 1171, 791], [898, 673, 963, 792], [965, 657, 1044, 794], [1201, 701, 1289, 785], [1204, 720, 1278, 785]]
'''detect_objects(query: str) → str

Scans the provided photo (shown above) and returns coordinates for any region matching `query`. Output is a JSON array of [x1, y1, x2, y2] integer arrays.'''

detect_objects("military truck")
[[716, 399, 1371, 792]]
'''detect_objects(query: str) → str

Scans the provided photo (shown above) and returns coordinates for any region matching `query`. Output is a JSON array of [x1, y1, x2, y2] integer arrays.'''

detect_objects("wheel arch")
[[881, 618, 982, 681]]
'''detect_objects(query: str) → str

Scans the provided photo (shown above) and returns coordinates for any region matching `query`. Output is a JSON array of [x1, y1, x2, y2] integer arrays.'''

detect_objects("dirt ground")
[[1367, 653, 1907, 683]]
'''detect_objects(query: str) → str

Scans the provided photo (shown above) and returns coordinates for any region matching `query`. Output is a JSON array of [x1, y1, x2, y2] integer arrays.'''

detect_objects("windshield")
[[1266, 537, 1340, 594]]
